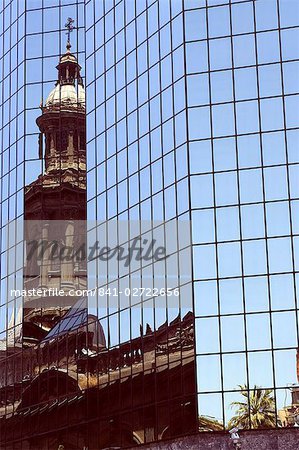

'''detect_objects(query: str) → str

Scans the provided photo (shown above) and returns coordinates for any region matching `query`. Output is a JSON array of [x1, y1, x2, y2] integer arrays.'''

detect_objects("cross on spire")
[[65, 17, 75, 47]]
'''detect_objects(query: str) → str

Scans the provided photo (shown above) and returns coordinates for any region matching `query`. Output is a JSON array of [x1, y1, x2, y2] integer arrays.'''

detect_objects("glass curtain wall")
[[0, 1, 85, 448], [185, 0, 299, 429], [0, 0, 298, 448], [0, 0, 26, 406], [85, 0, 299, 434]]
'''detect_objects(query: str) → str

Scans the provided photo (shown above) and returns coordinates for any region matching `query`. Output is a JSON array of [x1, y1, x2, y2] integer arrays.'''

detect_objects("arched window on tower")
[[73, 131, 78, 152], [80, 132, 86, 151], [56, 131, 68, 152]]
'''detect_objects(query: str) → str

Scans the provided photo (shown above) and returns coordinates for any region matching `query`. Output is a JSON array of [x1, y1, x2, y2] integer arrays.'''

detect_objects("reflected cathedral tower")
[[23, 23, 87, 345]]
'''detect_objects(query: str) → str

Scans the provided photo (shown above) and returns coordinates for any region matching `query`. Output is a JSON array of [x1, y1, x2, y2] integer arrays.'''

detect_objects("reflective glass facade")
[[85, 0, 299, 433], [185, 0, 299, 428], [85, 0, 197, 445], [0, 0, 299, 449]]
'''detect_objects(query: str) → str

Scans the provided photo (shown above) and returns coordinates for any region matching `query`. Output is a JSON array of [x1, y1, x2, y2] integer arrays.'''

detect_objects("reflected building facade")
[[0, 0, 299, 449]]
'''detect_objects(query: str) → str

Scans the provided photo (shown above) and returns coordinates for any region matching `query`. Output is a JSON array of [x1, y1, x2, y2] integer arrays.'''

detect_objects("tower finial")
[[65, 17, 75, 50]]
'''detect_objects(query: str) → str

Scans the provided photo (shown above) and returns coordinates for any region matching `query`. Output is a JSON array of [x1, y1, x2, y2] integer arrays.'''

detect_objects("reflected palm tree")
[[229, 385, 276, 429], [198, 415, 224, 431]]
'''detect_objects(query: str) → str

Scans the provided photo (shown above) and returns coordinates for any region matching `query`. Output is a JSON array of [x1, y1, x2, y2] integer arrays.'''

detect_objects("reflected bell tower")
[[23, 23, 87, 346]]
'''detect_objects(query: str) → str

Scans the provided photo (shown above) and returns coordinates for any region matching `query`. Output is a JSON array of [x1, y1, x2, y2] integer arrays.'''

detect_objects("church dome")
[[45, 83, 85, 110]]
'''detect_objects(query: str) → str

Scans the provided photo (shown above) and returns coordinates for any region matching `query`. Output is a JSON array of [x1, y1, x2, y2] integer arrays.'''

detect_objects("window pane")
[[219, 278, 243, 315], [221, 315, 245, 352], [193, 245, 217, 280]]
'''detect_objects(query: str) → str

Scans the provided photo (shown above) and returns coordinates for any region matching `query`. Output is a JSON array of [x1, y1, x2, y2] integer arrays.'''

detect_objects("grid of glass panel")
[[0, 0, 26, 393], [0, 0, 86, 448], [85, 0, 299, 433], [86, 0, 193, 333], [85, 0, 197, 444], [0, 2, 25, 346], [186, 0, 299, 428]]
